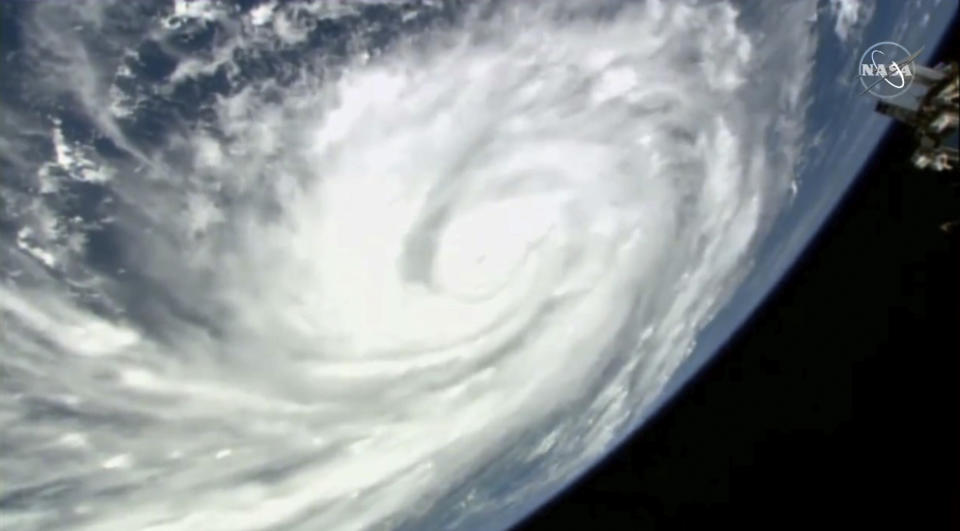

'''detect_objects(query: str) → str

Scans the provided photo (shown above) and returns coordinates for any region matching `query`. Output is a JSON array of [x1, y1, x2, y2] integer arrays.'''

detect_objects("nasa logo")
[[858, 41, 917, 99]]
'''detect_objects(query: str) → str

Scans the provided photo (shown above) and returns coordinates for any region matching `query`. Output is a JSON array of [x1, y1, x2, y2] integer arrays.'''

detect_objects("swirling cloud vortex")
[[0, 1, 814, 529]]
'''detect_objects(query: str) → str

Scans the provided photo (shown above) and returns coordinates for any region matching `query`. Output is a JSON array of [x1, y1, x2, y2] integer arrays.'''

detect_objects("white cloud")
[[829, 0, 875, 42], [1, 1, 818, 529]]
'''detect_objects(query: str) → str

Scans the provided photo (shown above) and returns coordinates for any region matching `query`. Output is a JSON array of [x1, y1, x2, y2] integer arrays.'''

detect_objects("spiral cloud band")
[[0, 0, 816, 529]]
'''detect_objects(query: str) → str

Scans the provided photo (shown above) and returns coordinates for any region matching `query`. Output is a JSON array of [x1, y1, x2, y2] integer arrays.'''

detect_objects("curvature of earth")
[[0, 1, 954, 530]]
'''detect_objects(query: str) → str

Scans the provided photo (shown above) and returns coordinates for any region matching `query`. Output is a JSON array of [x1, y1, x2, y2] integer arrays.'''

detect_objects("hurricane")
[[0, 0, 817, 529]]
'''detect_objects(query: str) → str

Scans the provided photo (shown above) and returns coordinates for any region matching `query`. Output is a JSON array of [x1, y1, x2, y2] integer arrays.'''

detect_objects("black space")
[[515, 19, 960, 531]]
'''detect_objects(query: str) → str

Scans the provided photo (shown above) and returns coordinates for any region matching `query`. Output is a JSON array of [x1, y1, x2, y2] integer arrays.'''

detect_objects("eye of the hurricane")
[[431, 197, 559, 299]]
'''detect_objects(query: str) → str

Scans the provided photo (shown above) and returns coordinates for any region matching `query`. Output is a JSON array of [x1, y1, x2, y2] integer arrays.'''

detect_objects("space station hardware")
[[872, 61, 959, 232], [873, 61, 959, 171]]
